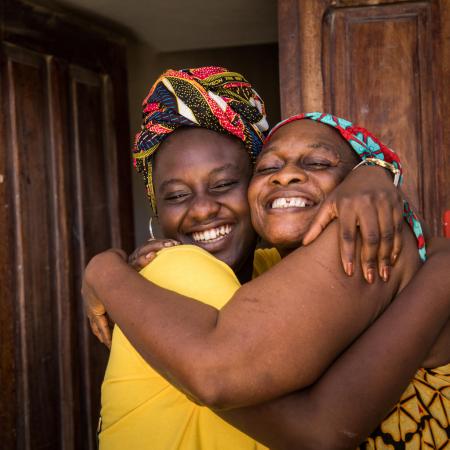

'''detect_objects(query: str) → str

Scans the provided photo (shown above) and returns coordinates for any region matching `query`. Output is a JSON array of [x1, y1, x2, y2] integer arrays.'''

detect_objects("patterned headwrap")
[[265, 112, 426, 260], [133, 66, 269, 211]]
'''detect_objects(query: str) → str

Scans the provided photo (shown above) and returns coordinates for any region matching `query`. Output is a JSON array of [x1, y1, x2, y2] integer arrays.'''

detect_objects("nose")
[[189, 194, 221, 223], [270, 164, 308, 186]]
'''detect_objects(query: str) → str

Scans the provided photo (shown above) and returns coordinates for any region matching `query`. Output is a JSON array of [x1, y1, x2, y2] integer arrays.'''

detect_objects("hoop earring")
[[149, 216, 155, 240]]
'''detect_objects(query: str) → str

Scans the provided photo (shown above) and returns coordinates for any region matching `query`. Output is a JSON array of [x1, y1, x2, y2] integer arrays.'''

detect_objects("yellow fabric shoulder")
[[253, 247, 281, 278], [99, 245, 268, 450]]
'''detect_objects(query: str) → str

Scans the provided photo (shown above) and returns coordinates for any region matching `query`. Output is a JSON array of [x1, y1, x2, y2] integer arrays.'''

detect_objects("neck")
[[234, 247, 256, 283], [275, 244, 300, 258]]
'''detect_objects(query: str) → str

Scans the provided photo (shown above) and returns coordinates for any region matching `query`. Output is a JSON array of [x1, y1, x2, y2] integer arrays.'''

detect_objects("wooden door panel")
[[278, 0, 449, 234], [3, 44, 62, 449], [69, 66, 116, 449], [0, 2, 133, 447], [323, 2, 433, 217]]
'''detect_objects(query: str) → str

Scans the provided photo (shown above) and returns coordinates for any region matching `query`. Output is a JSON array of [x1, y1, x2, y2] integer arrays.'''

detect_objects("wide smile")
[[187, 223, 235, 251], [265, 191, 318, 212], [270, 196, 314, 209]]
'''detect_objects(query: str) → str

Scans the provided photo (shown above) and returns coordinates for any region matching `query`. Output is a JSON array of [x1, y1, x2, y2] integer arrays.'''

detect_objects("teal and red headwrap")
[[266, 112, 426, 260], [133, 66, 269, 211]]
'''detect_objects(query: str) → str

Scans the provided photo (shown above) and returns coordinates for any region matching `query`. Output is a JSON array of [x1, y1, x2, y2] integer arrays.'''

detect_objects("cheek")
[[247, 178, 259, 202], [247, 178, 265, 209], [248, 179, 270, 232], [228, 187, 251, 218], [157, 206, 183, 237], [313, 171, 345, 195]]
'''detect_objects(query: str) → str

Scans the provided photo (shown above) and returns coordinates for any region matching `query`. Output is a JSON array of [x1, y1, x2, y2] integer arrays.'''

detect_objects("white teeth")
[[192, 225, 232, 243], [271, 197, 312, 209]]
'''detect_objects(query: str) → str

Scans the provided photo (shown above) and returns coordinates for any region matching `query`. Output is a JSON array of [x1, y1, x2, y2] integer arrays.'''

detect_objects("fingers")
[[375, 195, 403, 280], [358, 207, 380, 284], [302, 198, 337, 245], [131, 252, 157, 271], [391, 205, 403, 265], [89, 317, 103, 342], [88, 313, 112, 348], [96, 314, 112, 348], [376, 204, 395, 282], [128, 239, 179, 270], [338, 206, 358, 276]]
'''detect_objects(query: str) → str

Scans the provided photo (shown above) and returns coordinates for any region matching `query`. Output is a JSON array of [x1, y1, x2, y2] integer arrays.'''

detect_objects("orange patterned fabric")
[[360, 364, 450, 449]]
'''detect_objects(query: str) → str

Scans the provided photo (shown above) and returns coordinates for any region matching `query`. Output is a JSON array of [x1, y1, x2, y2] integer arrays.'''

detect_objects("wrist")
[[352, 159, 400, 186]]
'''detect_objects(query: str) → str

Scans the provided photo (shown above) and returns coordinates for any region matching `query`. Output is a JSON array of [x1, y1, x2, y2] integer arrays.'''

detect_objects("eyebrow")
[[209, 163, 239, 175], [260, 142, 340, 158], [158, 164, 240, 191], [307, 142, 340, 158], [159, 178, 187, 192]]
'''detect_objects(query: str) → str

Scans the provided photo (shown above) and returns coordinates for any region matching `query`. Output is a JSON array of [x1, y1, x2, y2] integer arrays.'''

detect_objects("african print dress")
[[360, 364, 450, 449]]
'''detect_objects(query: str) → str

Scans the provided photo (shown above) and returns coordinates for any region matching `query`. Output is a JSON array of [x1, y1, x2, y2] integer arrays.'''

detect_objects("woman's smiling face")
[[248, 120, 359, 252], [153, 127, 257, 274]]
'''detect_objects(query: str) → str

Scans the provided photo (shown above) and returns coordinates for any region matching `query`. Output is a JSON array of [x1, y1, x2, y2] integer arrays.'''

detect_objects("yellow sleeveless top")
[[99, 245, 279, 450], [100, 244, 449, 449]]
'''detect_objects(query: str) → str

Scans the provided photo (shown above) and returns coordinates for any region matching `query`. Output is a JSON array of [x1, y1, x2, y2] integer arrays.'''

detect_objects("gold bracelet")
[[352, 157, 401, 186]]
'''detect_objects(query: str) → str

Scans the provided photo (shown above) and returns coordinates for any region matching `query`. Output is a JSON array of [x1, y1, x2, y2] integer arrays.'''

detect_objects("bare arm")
[[83, 222, 421, 408], [216, 243, 450, 449]]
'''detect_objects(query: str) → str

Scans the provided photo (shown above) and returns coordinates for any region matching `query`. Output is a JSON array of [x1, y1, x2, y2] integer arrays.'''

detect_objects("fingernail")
[[345, 262, 353, 276], [163, 241, 174, 247], [391, 253, 398, 264], [145, 251, 155, 259], [382, 266, 390, 282], [367, 269, 375, 284]]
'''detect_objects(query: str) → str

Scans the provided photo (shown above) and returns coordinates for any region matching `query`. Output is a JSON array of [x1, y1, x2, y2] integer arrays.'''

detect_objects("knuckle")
[[380, 231, 394, 243], [376, 190, 389, 202], [364, 232, 380, 246], [341, 229, 355, 243], [339, 197, 353, 208], [360, 193, 374, 205]]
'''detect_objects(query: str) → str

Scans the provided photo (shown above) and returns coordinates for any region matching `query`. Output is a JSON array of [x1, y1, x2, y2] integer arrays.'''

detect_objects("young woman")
[[85, 68, 450, 449]]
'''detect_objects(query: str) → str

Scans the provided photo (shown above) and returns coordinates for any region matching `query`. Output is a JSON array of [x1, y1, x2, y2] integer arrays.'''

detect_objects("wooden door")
[[0, 1, 134, 449], [278, 0, 449, 235]]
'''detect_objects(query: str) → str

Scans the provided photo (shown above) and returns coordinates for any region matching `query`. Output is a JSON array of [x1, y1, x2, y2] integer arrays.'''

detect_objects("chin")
[[261, 228, 305, 250]]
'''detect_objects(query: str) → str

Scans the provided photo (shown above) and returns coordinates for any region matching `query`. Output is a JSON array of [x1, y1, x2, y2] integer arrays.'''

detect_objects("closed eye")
[[255, 166, 281, 175], [211, 180, 238, 191], [304, 160, 332, 170], [165, 192, 190, 202]]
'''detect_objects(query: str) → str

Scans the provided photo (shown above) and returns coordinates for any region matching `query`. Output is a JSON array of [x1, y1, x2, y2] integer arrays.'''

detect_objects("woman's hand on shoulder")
[[303, 165, 403, 283], [128, 238, 180, 271]]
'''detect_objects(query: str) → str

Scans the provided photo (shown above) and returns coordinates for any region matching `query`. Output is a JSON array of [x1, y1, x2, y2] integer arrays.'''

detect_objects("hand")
[[82, 248, 127, 348], [303, 166, 403, 283], [128, 238, 180, 271]]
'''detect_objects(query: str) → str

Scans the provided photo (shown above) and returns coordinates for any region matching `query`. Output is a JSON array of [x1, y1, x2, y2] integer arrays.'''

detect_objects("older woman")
[[85, 69, 450, 449]]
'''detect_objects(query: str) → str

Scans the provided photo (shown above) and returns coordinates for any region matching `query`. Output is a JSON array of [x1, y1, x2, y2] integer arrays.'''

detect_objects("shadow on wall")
[[128, 42, 280, 246]]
